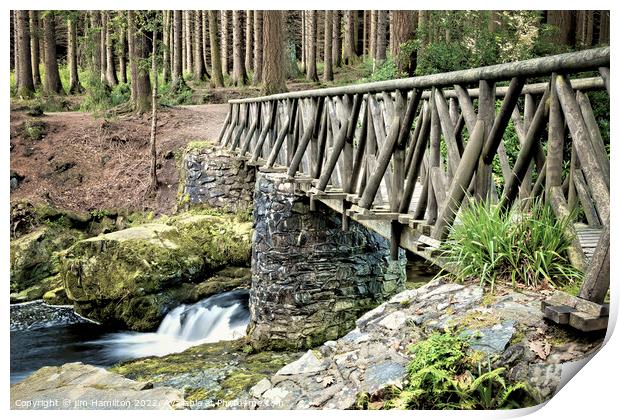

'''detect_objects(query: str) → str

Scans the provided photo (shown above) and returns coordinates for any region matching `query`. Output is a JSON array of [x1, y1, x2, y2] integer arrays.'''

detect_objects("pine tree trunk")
[[119, 20, 128, 84], [67, 15, 83, 93], [172, 10, 186, 90], [418, 10, 428, 49], [202, 11, 209, 73], [252, 10, 263, 86], [245, 10, 253, 74], [90, 11, 102, 80], [323, 10, 333, 82], [375, 10, 387, 66], [193, 9, 206, 80], [101, 11, 107, 82], [306, 11, 318, 81], [162, 10, 171, 83], [301, 11, 306, 73], [261, 11, 287, 95], [208, 10, 224, 88], [43, 11, 63, 95], [598, 11, 610, 45], [362, 10, 367, 58], [370, 10, 377, 60], [389, 11, 394, 56], [184, 11, 193, 76], [129, 11, 151, 114], [13, 11, 20, 90], [105, 11, 118, 86], [29, 11, 41, 87], [221, 10, 229, 76], [353, 11, 359, 55], [231, 10, 247, 86], [150, 27, 159, 191], [547, 10, 576, 47], [391, 10, 416, 76], [343, 10, 357, 65], [332, 11, 342, 68], [16, 10, 34, 98]]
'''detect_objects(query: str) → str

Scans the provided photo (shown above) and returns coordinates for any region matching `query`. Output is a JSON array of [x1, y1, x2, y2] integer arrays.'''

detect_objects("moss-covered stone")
[[60, 211, 252, 331], [110, 338, 301, 409], [10, 225, 83, 294]]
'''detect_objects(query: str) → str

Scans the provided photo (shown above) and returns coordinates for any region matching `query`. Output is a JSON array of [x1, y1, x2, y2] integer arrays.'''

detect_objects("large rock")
[[249, 279, 604, 409], [10, 362, 184, 410], [61, 213, 252, 331], [10, 225, 83, 299]]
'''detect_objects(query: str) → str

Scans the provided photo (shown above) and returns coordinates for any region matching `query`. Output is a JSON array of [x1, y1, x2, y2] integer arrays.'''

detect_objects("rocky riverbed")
[[10, 300, 93, 331]]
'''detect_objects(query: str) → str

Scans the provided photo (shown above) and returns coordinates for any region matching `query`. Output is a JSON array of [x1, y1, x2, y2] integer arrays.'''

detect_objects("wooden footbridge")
[[217, 48, 610, 331]]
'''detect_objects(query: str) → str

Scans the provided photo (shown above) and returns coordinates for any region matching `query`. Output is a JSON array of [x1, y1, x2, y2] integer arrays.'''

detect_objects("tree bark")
[[171, 10, 186, 90], [252, 11, 263, 86], [150, 27, 159, 191], [43, 11, 63, 95], [231, 10, 247, 86], [184, 11, 193, 76], [202, 11, 209, 72], [306, 11, 318, 81], [332, 11, 342, 68], [128, 11, 151, 113], [16, 10, 34, 98], [547, 10, 576, 47], [370, 10, 377, 60], [29, 11, 41, 87], [391, 10, 417, 76], [343, 10, 358, 65], [101, 11, 107, 82], [119, 20, 128, 84], [193, 9, 206, 80], [221, 10, 229, 75], [375, 10, 387, 66], [13, 11, 19, 90], [261, 11, 287, 95], [67, 15, 83, 93], [162, 10, 171, 83], [90, 11, 102, 80], [105, 11, 118, 86], [362, 10, 367, 57], [598, 11, 610, 45], [208, 11, 224, 88], [245, 10, 253, 74], [323, 10, 333, 82]]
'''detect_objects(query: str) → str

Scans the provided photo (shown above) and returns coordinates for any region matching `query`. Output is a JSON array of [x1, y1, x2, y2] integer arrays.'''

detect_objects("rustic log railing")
[[218, 47, 610, 330]]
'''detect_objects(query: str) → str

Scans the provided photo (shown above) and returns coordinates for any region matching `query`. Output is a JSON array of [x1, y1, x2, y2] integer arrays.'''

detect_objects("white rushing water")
[[91, 289, 250, 360]]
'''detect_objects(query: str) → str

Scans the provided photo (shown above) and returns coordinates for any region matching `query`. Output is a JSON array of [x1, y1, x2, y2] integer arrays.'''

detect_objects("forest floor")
[[10, 103, 228, 215], [9, 61, 374, 215]]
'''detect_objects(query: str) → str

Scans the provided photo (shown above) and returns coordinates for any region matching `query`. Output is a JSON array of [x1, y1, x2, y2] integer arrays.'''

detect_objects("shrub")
[[441, 199, 582, 290]]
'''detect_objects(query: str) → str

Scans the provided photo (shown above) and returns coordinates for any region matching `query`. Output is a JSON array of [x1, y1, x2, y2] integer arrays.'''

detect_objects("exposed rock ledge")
[[249, 279, 604, 409], [10, 363, 184, 410]]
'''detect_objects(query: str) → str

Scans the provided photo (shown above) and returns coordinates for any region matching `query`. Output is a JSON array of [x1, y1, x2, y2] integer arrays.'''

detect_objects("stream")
[[10, 289, 250, 384]]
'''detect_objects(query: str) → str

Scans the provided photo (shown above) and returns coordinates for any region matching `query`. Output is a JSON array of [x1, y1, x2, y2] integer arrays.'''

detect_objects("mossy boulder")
[[110, 338, 301, 409], [61, 212, 252, 331], [10, 225, 83, 296]]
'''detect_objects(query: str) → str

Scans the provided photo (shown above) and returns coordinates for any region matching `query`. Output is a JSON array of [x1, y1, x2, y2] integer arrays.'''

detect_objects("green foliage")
[[387, 332, 537, 410], [441, 199, 583, 290], [22, 119, 47, 140], [366, 58, 403, 82], [159, 80, 194, 106]]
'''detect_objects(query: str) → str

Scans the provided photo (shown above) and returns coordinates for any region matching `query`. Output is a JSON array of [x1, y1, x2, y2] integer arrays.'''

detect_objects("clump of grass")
[[22, 119, 47, 140], [442, 199, 583, 290]]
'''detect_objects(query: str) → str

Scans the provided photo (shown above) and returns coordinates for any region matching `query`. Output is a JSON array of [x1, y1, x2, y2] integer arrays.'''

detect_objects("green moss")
[[111, 338, 302, 406], [185, 140, 214, 153]]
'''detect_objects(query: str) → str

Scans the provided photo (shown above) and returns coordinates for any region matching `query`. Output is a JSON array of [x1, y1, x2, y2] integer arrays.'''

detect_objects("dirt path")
[[10, 104, 230, 214]]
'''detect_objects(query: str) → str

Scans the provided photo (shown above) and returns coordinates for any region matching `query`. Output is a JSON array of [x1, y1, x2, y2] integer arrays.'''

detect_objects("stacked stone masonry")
[[249, 172, 407, 350], [183, 145, 255, 213]]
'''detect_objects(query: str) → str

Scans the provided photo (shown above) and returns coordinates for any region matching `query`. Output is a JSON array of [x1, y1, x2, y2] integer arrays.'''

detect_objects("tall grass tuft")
[[441, 199, 583, 290]]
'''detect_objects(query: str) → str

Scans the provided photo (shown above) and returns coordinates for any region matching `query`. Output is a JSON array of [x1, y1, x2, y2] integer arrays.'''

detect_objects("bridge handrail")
[[228, 47, 609, 104]]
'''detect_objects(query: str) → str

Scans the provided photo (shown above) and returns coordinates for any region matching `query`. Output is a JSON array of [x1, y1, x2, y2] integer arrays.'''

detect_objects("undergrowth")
[[355, 331, 537, 410]]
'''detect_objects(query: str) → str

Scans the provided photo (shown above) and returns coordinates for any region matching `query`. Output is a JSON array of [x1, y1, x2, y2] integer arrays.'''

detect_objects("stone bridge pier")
[[248, 172, 406, 350], [182, 145, 407, 350]]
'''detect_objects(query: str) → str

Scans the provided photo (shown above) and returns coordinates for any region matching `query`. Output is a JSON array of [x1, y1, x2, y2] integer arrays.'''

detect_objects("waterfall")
[[91, 289, 250, 360]]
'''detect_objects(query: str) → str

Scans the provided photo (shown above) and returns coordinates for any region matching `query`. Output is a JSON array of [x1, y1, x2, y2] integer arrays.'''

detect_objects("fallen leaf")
[[529, 340, 552, 360]]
